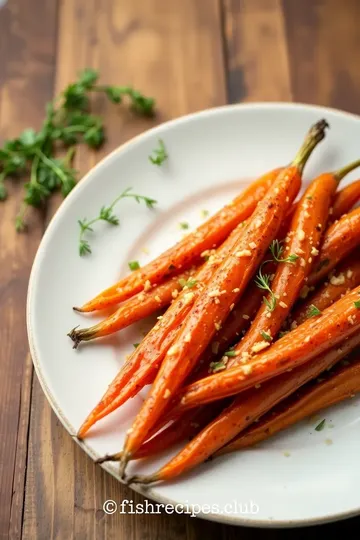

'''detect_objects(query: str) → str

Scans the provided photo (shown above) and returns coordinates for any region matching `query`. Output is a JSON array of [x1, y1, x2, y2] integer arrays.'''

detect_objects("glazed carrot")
[[77, 221, 248, 438], [292, 250, 360, 325], [97, 403, 225, 464], [227, 161, 360, 367], [68, 269, 193, 347], [128, 333, 360, 484], [218, 347, 360, 455], [167, 285, 360, 414], [117, 120, 328, 474], [331, 178, 360, 220], [307, 207, 360, 287], [76, 168, 283, 313]]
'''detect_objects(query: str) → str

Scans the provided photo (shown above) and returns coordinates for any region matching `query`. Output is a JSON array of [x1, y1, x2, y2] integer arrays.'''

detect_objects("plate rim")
[[26, 101, 360, 528]]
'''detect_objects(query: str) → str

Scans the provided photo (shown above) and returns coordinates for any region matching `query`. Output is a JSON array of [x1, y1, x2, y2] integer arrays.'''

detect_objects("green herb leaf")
[[269, 239, 299, 264], [224, 350, 237, 357], [254, 266, 277, 312], [210, 360, 226, 373], [149, 139, 168, 166], [178, 278, 198, 289], [315, 419, 326, 432], [260, 330, 272, 342], [354, 300, 360, 309], [128, 260, 140, 271], [306, 304, 322, 318], [133, 343, 140, 349], [78, 188, 157, 255], [179, 221, 189, 230]]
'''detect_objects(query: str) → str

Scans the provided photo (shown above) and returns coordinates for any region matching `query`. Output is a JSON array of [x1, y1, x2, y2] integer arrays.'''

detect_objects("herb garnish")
[[260, 330, 272, 342], [149, 139, 168, 166], [269, 239, 299, 264], [354, 300, 360, 309], [254, 266, 277, 312], [315, 419, 326, 431], [306, 304, 322, 318], [178, 278, 198, 289], [78, 187, 156, 255], [128, 260, 140, 271], [223, 350, 237, 357], [0, 68, 155, 230]]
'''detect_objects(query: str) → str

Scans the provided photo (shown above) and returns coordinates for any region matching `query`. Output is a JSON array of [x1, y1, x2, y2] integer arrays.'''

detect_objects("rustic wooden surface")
[[1, 0, 360, 538]]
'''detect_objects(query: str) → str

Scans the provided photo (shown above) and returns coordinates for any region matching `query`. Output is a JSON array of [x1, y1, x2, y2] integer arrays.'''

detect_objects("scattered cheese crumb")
[[249, 241, 257, 250], [330, 273, 345, 286], [144, 280, 152, 292], [300, 257, 306, 267], [347, 270, 353, 279], [208, 289, 221, 298], [155, 295, 162, 303], [279, 301, 288, 308], [242, 314, 250, 320], [311, 246, 319, 256], [235, 249, 252, 257], [297, 229, 305, 241], [252, 340, 270, 353], [304, 335, 310, 343], [184, 333, 191, 343], [230, 303, 235, 311], [183, 292, 195, 303], [291, 321, 298, 330], [242, 364, 253, 375], [232, 288, 240, 293], [172, 289, 179, 299], [164, 389, 171, 398], [168, 345, 179, 355], [214, 322, 221, 331], [127, 427, 133, 434]]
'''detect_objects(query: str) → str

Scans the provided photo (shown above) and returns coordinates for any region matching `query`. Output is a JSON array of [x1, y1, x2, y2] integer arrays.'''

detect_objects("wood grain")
[[222, 0, 292, 103], [0, 1, 58, 539], [283, 0, 360, 113], [21, 1, 228, 539], [2, 0, 360, 538]]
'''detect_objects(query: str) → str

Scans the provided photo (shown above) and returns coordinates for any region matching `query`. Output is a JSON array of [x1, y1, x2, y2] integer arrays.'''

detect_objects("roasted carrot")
[[227, 161, 360, 367], [75, 168, 283, 313], [96, 402, 225, 464], [68, 269, 193, 347], [167, 285, 360, 415], [292, 250, 360, 325], [307, 206, 360, 287], [128, 332, 360, 484], [331, 178, 360, 220], [117, 120, 328, 475], [77, 220, 248, 438], [218, 347, 360, 455]]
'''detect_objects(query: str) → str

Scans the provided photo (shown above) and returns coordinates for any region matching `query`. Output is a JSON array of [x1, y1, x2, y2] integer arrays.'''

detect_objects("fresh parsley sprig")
[[0, 68, 155, 230], [78, 187, 157, 256]]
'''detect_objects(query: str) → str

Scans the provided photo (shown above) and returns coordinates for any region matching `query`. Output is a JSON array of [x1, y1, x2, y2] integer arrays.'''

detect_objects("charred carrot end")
[[68, 272, 188, 347], [291, 119, 329, 172], [128, 473, 160, 486], [96, 451, 123, 464]]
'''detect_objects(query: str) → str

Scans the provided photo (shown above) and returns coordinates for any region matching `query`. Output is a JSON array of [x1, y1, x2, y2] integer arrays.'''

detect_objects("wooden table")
[[2, 0, 360, 538]]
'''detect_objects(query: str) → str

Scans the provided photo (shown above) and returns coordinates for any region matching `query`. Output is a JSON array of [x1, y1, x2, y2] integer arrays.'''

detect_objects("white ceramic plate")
[[27, 103, 360, 528]]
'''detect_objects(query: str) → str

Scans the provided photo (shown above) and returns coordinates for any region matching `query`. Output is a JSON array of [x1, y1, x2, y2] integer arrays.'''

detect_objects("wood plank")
[[0, 1, 58, 538], [22, 1, 227, 539], [283, 0, 360, 113], [222, 0, 292, 103]]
